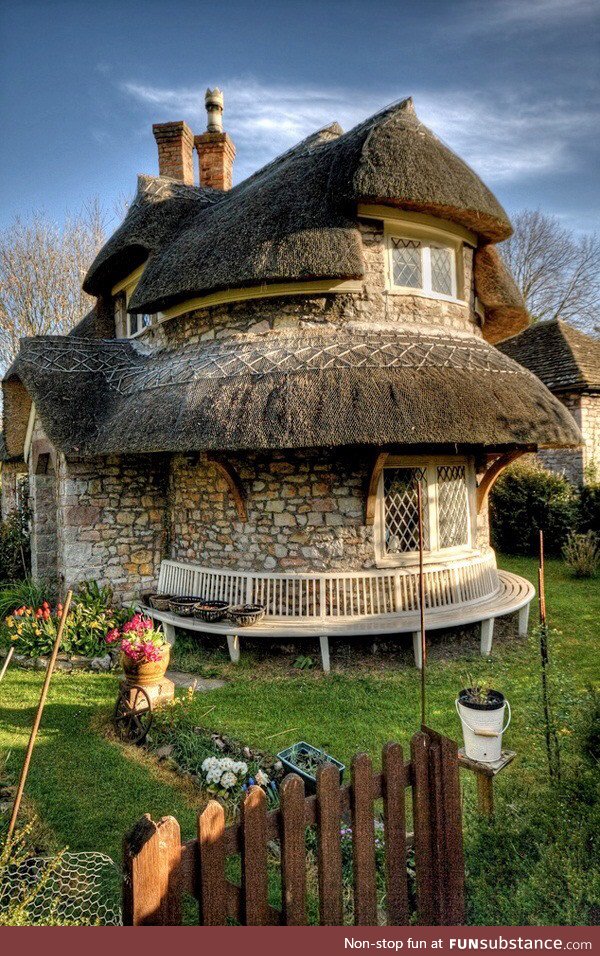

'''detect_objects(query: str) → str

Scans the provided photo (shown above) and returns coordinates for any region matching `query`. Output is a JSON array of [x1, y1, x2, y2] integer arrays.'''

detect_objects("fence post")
[[241, 785, 269, 925], [198, 800, 227, 925], [123, 814, 182, 926], [280, 773, 307, 925], [351, 753, 378, 926], [382, 742, 409, 925], [413, 729, 466, 926]]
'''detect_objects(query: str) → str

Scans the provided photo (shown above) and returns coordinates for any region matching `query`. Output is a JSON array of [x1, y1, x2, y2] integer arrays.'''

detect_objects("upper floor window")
[[389, 236, 458, 300], [375, 457, 475, 565], [113, 266, 160, 338]]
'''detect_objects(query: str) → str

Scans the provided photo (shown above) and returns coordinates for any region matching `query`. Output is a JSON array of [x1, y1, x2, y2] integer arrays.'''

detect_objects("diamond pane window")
[[383, 467, 430, 554], [430, 245, 454, 296], [391, 238, 422, 289], [437, 466, 469, 548]]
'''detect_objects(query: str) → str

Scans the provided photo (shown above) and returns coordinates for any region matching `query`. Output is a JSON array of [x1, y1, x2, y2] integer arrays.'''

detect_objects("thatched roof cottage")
[[1, 92, 581, 667]]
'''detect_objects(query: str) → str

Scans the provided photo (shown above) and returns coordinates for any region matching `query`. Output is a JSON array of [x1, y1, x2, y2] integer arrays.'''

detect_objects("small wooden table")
[[458, 748, 516, 817]]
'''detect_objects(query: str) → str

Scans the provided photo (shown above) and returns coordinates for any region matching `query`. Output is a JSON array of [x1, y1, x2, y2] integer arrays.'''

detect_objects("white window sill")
[[385, 287, 467, 306], [375, 547, 479, 570]]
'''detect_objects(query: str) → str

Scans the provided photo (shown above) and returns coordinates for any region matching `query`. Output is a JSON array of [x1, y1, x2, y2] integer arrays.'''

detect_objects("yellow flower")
[[6, 617, 14, 628]]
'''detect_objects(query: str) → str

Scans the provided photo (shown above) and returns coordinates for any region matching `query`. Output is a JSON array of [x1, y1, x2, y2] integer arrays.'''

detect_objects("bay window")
[[375, 457, 475, 565]]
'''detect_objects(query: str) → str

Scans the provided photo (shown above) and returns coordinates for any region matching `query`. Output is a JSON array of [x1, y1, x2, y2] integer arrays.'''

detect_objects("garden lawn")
[[1, 555, 598, 873]]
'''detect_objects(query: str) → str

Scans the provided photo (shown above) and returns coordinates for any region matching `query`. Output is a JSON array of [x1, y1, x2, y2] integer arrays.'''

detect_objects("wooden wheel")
[[113, 685, 153, 744]]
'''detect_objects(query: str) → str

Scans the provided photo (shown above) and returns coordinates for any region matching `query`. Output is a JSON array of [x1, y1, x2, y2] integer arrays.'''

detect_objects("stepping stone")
[[166, 670, 226, 692]]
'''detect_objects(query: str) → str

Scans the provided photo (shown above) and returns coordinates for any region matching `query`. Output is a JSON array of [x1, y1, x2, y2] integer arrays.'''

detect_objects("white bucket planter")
[[456, 689, 511, 763]]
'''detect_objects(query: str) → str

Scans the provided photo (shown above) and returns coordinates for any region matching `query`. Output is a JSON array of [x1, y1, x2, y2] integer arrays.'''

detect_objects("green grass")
[[0, 555, 598, 921]]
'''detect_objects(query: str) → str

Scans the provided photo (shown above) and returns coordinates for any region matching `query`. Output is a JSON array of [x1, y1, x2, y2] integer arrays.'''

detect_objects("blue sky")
[[0, 0, 598, 235]]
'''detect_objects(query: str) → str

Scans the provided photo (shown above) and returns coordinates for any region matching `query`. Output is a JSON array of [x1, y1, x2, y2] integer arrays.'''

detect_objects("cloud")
[[121, 78, 595, 186], [462, 0, 599, 31]]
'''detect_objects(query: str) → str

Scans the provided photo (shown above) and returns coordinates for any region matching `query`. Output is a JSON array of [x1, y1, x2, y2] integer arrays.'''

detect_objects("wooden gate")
[[123, 728, 465, 926]]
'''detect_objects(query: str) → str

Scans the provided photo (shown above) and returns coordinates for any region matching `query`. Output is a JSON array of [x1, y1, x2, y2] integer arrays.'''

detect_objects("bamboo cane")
[[0, 645, 15, 684], [537, 532, 561, 782], [6, 590, 73, 843], [417, 480, 426, 728]]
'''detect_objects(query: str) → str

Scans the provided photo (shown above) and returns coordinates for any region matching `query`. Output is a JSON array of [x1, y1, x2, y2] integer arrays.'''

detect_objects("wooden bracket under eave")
[[476, 451, 526, 513], [365, 452, 389, 526], [206, 455, 248, 523]]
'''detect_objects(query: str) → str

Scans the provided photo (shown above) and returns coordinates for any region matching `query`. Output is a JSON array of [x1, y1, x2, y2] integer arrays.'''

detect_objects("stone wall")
[[169, 450, 375, 572], [56, 453, 169, 602], [135, 220, 479, 352], [581, 392, 600, 482], [536, 392, 584, 485]]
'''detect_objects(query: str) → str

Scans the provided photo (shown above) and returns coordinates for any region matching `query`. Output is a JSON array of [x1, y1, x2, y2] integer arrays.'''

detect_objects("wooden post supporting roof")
[[476, 451, 526, 513], [365, 451, 389, 526]]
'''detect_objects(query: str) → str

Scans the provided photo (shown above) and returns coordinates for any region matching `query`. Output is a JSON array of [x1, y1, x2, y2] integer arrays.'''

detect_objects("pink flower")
[[106, 627, 121, 644], [122, 613, 153, 636]]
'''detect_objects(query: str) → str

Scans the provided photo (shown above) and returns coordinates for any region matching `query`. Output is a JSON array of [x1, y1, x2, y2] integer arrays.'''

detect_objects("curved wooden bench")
[[142, 570, 534, 673]]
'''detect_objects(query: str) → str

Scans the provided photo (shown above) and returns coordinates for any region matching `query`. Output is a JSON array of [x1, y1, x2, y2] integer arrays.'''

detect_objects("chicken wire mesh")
[[0, 851, 122, 926]]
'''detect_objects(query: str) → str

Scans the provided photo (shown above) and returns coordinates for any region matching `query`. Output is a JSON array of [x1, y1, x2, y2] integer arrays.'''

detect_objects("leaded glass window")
[[391, 238, 422, 289], [383, 467, 429, 555], [378, 459, 473, 561], [430, 245, 454, 296], [388, 235, 458, 299], [437, 465, 469, 548]]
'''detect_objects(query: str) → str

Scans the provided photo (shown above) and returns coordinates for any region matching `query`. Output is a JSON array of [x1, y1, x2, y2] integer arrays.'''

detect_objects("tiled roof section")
[[499, 319, 600, 391]]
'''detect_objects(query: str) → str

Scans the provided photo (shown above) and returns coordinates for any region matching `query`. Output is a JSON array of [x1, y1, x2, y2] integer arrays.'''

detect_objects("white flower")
[[255, 770, 269, 787], [220, 771, 237, 789]]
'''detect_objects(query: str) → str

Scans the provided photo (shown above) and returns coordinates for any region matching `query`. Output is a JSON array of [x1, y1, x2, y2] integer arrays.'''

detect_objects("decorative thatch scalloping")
[[499, 319, 600, 392], [5, 329, 581, 458], [474, 245, 530, 344], [84, 99, 511, 314]]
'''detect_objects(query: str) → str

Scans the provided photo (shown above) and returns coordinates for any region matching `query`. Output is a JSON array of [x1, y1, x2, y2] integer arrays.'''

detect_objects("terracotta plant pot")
[[121, 644, 170, 687]]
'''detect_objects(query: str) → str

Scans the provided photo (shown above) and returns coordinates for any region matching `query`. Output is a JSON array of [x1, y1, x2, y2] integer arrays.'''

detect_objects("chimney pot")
[[195, 89, 235, 190], [205, 88, 224, 132]]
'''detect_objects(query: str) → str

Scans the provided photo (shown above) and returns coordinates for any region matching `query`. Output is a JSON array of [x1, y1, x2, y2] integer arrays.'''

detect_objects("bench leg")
[[412, 631, 423, 670], [480, 618, 494, 657], [162, 622, 176, 645], [319, 635, 331, 673], [518, 602, 530, 637], [226, 634, 240, 664]]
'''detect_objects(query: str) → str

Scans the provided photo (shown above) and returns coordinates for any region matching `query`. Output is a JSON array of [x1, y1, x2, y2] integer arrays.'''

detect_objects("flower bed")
[[142, 691, 283, 815], [1, 580, 132, 663]]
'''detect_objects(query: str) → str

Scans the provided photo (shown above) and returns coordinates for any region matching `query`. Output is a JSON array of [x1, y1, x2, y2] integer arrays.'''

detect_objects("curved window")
[[389, 236, 458, 299], [375, 457, 475, 565]]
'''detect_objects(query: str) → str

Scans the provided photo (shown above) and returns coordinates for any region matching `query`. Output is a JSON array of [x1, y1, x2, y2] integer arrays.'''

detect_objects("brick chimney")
[[153, 120, 194, 185], [194, 89, 236, 190]]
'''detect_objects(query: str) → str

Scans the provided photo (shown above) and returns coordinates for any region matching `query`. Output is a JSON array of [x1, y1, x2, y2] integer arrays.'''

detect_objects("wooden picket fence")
[[123, 727, 465, 926]]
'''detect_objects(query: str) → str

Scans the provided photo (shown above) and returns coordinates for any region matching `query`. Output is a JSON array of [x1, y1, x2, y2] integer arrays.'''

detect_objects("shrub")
[[490, 461, 579, 556], [579, 483, 600, 536], [0, 505, 30, 583], [562, 531, 599, 578]]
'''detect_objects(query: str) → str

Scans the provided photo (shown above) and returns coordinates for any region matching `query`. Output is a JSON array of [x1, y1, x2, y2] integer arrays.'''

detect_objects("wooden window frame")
[[374, 455, 477, 568], [385, 222, 465, 304]]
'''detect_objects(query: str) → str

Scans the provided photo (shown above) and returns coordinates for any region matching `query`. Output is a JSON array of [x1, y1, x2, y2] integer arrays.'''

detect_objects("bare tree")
[[500, 209, 600, 334], [0, 200, 107, 369]]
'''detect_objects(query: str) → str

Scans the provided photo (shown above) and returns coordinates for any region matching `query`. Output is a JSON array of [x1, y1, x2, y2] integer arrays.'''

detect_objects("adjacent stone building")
[[0, 91, 580, 645], [500, 320, 600, 485]]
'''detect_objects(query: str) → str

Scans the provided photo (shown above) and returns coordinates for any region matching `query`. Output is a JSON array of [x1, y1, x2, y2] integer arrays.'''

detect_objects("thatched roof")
[[474, 246, 529, 344], [84, 99, 511, 319], [3, 327, 581, 459], [499, 320, 600, 392]]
